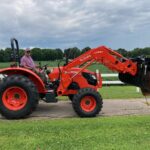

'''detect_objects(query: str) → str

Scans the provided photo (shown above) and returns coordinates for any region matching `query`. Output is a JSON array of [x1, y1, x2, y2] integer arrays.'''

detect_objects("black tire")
[[68, 94, 74, 101], [72, 88, 103, 117], [0, 75, 39, 119]]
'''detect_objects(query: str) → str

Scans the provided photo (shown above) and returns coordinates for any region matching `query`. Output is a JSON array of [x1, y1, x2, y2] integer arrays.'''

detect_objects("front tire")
[[68, 94, 74, 101], [0, 75, 39, 119], [72, 88, 103, 117]]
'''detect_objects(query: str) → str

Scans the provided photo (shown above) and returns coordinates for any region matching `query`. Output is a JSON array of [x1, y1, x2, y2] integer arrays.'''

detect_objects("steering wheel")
[[38, 62, 48, 71], [42, 64, 48, 70]]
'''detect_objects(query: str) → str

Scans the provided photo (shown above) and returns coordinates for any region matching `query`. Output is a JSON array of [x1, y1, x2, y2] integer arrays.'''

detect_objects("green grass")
[[60, 86, 144, 100], [0, 62, 10, 68], [0, 61, 112, 73], [0, 61, 64, 69], [0, 115, 149, 150], [100, 86, 144, 99], [87, 63, 113, 72], [0, 63, 149, 150]]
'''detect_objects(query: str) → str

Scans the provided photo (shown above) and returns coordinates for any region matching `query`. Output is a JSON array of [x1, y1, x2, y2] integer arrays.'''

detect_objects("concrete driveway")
[[0, 99, 150, 119], [28, 99, 150, 119]]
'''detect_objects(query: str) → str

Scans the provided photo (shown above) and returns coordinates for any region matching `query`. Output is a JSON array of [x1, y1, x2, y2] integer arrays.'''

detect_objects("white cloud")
[[0, 0, 150, 49]]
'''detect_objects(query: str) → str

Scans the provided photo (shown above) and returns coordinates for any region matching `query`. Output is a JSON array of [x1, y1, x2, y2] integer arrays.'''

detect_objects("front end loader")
[[119, 57, 150, 96]]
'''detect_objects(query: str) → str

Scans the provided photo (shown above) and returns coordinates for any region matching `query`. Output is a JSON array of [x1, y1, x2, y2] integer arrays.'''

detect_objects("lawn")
[[0, 62, 10, 68], [0, 61, 112, 73], [100, 86, 144, 99], [60, 86, 144, 100], [0, 115, 149, 150], [0, 62, 149, 150], [0, 61, 64, 69]]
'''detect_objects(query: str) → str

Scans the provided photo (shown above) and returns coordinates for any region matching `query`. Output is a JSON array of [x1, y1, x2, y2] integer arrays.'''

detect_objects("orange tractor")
[[0, 38, 150, 119]]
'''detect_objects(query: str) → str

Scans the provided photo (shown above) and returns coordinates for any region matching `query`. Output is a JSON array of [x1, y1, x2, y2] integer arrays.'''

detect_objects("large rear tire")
[[0, 75, 39, 119], [72, 88, 103, 117]]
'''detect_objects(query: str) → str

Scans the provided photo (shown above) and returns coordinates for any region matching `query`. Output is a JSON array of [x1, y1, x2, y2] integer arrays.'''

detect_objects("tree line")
[[0, 46, 150, 62]]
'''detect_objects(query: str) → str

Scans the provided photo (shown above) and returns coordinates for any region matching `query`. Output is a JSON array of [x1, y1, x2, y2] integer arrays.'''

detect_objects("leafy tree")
[[0, 49, 4, 62], [3, 48, 12, 62], [116, 48, 128, 57], [64, 47, 81, 59], [55, 48, 63, 60], [81, 47, 91, 54], [1, 46, 150, 62], [31, 48, 43, 61]]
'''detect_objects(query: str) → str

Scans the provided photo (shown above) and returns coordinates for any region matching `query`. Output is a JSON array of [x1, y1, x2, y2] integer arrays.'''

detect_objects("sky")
[[0, 0, 150, 50]]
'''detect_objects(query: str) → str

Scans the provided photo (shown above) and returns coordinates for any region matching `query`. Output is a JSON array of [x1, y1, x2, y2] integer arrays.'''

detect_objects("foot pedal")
[[44, 90, 58, 103]]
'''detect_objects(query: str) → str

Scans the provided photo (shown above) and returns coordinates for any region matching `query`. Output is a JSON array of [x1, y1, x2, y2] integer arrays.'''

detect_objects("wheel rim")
[[2, 86, 28, 111], [80, 96, 96, 112]]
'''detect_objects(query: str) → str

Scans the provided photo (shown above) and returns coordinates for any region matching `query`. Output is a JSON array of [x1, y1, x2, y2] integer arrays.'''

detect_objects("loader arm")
[[57, 46, 137, 95]]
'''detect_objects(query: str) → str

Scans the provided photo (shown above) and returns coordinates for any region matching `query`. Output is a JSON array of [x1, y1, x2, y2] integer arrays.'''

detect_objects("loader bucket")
[[119, 57, 150, 96]]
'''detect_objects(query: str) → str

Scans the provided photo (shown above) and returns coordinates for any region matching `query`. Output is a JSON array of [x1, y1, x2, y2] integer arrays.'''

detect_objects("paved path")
[[0, 99, 150, 119], [23, 99, 150, 119]]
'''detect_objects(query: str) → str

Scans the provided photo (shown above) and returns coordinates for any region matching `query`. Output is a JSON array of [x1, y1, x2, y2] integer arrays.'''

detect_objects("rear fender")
[[0, 67, 46, 93]]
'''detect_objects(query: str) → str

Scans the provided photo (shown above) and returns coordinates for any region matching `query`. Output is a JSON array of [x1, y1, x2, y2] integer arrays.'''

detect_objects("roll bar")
[[10, 38, 20, 65]]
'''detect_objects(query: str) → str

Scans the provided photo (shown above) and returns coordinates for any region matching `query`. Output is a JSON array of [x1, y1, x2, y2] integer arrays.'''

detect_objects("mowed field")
[[0, 116, 150, 150], [0, 61, 112, 72], [0, 61, 149, 150]]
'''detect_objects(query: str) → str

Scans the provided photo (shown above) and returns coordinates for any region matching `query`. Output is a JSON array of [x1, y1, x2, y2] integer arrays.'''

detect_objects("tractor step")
[[43, 90, 58, 103]]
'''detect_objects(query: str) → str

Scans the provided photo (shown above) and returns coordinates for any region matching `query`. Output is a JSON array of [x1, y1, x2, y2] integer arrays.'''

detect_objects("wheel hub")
[[85, 100, 90, 105], [2, 87, 28, 111], [14, 93, 20, 99], [80, 96, 96, 112]]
